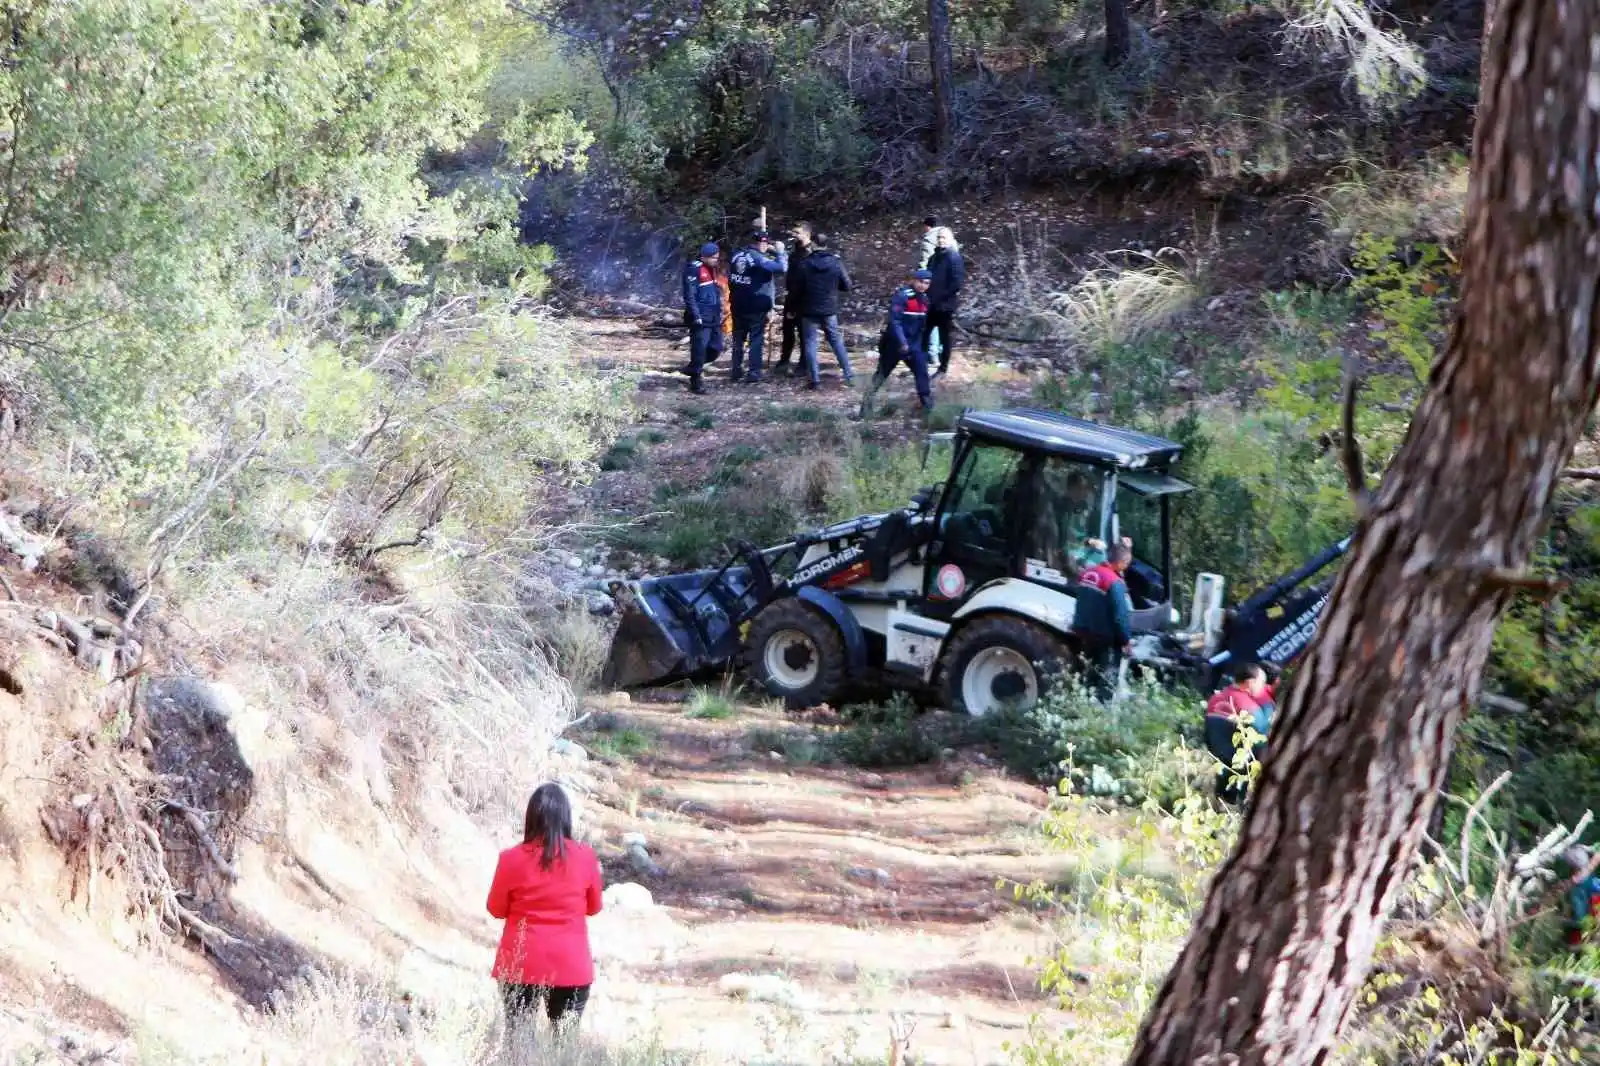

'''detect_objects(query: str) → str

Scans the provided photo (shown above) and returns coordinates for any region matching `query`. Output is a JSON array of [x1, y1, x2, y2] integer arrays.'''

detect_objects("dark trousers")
[[687, 324, 722, 387], [1082, 643, 1119, 702], [860, 334, 932, 417], [1205, 716, 1262, 804], [927, 310, 956, 371], [501, 981, 590, 1031], [778, 311, 800, 368], [731, 311, 769, 380], [800, 314, 854, 383]]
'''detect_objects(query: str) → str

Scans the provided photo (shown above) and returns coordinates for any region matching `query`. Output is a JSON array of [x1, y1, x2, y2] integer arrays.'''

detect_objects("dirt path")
[[570, 695, 1104, 1066]]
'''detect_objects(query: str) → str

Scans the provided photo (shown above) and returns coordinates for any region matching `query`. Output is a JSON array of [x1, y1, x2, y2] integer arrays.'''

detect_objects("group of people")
[[679, 217, 967, 410]]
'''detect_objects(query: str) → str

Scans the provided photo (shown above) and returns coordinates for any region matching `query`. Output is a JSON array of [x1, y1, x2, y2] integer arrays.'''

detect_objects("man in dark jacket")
[[681, 241, 722, 395], [925, 228, 965, 376], [1071, 543, 1133, 701], [859, 269, 933, 419], [727, 228, 788, 384], [774, 222, 811, 377], [797, 232, 855, 389]]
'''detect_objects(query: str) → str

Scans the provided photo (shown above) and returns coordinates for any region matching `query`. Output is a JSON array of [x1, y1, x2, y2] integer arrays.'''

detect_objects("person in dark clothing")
[[775, 222, 812, 377], [681, 241, 723, 395], [859, 269, 933, 419], [797, 232, 855, 389], [925, 228, 965, 376], [1204, 663, 1275, 805], [728, 228, 788, 383], [1070, 543, 1133, 701]]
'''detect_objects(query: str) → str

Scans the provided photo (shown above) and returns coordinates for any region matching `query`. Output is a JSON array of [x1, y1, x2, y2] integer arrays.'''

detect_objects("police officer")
[[681, 241, 723, 395], [728, 227, 788, 384], [774, 222, 812, 378], [859, 269, 933, 419]]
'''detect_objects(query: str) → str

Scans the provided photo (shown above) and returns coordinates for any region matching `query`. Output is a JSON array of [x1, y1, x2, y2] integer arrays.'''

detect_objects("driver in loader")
[[1030, 466, 1112, 577]]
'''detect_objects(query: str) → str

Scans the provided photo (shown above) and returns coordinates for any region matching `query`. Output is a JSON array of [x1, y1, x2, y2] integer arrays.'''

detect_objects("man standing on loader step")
[[774, 222, 812, 378], [859, 269, 933, 419], [728, 227, 787, 384], [682, 242, 723, 395], [797, 232, 855, 390], [1072, 543, 1133, 701]]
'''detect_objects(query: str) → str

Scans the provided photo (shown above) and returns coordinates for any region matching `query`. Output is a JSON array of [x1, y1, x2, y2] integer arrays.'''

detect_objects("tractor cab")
[[921, 409, 1192, 631]]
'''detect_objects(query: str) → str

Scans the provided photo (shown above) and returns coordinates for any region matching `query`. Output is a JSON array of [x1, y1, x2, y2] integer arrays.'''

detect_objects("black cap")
[[923, 216, 938, 227]]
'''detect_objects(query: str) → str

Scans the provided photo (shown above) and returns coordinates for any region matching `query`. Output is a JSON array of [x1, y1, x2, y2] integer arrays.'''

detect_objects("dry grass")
[[249, 970, 695, 1066], [1045, 253, 1196, 351], [1287, 0, 1427, 111], [176, 548, 573, 825], [1313, 154, 1470, 249]]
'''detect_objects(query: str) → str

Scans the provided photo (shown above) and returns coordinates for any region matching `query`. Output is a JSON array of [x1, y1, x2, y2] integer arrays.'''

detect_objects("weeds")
[[686, 686, 738, 720], [829, 694, 958, 768], [583, 725, 654, 759]]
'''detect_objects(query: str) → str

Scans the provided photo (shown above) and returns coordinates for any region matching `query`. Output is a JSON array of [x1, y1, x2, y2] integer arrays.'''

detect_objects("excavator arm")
[[1204, 535, 1353, 685]]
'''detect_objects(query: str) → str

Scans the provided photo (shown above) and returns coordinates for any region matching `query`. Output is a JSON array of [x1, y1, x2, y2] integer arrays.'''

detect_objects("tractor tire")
[[744, 598, 848, 709], [939, 615, 1072, 717]]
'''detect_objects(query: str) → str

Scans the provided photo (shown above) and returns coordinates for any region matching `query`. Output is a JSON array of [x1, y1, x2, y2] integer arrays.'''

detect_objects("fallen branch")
[[1561, 467, 1600, 480], [0, 569, 15, 600]]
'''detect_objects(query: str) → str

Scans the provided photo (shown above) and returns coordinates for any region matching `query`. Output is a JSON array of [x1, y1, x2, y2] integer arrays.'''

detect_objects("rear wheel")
[[939, 615, 1071, 716], [744, 599, 848, 708]]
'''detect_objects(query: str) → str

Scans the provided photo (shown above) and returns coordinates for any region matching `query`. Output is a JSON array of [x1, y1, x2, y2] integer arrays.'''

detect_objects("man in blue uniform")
[[681, 242, 722, 395], [727, 228, 788, 384], [859, 269, 934, 419]]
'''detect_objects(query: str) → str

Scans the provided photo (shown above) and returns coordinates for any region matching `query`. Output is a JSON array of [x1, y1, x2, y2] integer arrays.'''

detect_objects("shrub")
[[827, 694, 956, 768], [982, 673, 1210, 807]]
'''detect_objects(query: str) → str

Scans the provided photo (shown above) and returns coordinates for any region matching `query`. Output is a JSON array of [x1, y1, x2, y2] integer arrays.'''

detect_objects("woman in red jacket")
[[487, 784, 604, 1034]]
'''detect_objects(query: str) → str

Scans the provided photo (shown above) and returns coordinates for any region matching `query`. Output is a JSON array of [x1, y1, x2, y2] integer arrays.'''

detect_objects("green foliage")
[[1011, 786, 1238, 1066], [584, 726, 654, 759], [981, 674, 1211, 806], [611, 490, 799, 568], [686, 686, 739, 719], [826, 439, 947, 523], [828, 695, 955, 768]]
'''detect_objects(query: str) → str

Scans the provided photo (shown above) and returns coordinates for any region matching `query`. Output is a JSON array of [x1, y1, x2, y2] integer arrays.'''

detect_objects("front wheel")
[[743, 599, 848, 709], [939, 615, 1071, 716]]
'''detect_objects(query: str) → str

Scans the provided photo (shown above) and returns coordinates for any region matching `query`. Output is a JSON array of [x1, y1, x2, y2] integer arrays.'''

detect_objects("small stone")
[[859, 772, 888, 790], [1207, 296, 1226, 311], [552, 739, 589, 763], [565, 556, 583, 570], [603, 882, 655, 910], [943, 1010, 967, 1030], [588, 564, 606, 578], [622, 831, 648, 848], [847, 866, 891, 886]]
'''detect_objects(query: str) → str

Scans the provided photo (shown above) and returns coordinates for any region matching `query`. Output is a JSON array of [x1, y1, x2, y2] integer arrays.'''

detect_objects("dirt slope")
[[574, 696, 1086, 1065]]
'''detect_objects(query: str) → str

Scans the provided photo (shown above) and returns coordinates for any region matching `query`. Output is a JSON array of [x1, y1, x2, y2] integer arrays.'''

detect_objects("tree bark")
[[1105, 0, 1131, 65], [927, 0, 954, 153], [1125, 3, 1600, 1065]]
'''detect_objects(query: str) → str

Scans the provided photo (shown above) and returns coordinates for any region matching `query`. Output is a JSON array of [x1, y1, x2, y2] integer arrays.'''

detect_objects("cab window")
[[939, 444, 1022, 557], [1024, 457, 1108, 576]]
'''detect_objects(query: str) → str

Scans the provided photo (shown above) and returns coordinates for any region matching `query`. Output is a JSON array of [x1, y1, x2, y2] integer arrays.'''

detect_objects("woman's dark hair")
[[523, 784, 573, 869]]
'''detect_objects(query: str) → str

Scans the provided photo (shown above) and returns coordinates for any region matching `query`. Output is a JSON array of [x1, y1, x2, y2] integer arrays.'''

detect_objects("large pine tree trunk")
[[1105, 0, 1131, 65], [1125, 3, 1600, 1064], [927, 0, 954, 152]]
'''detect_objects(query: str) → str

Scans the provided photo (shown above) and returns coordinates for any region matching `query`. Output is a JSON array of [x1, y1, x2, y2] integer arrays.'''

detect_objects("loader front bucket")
[[601, 586, 690, 690], [599, 562, 770, 691]]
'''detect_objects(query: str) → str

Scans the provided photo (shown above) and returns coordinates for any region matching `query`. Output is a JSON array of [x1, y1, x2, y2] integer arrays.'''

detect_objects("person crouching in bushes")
[[1204, 663, 1275, 805], [487, 783, 604, 1042]]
